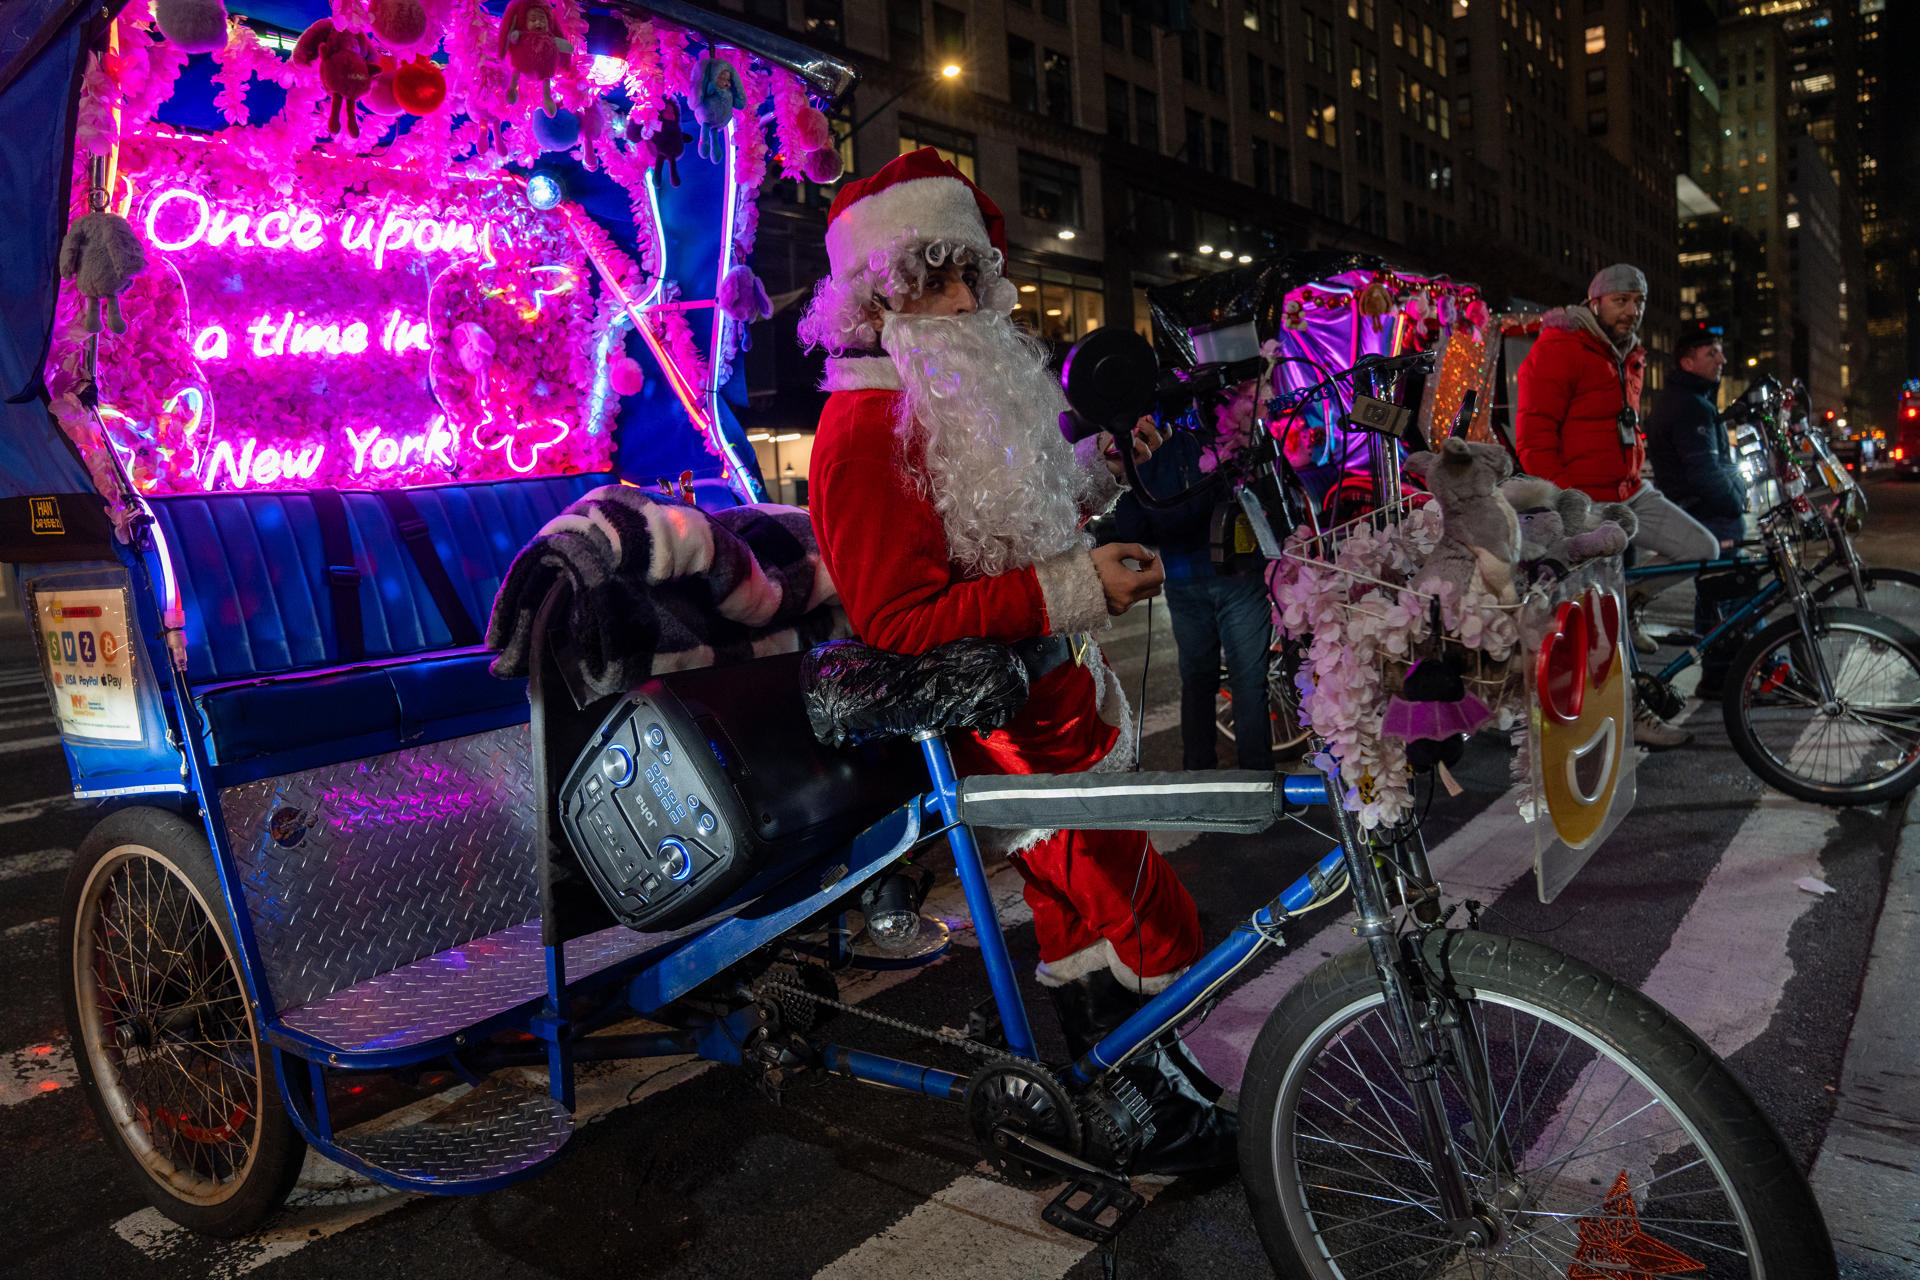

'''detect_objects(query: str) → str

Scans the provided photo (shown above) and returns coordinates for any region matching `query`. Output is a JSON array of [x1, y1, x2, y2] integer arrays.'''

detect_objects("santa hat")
[[824, 147, 1007, 281]]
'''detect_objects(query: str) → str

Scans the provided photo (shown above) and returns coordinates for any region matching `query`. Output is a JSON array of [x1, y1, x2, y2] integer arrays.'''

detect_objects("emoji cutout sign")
[[1526, 566, 1637, 901]]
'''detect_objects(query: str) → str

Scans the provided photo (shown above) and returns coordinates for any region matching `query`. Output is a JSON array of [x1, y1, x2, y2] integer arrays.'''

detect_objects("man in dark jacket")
[[1645, 333, 1744, 694], [1107, 381, 1274, 772], [1516, 263, 1715, 746]]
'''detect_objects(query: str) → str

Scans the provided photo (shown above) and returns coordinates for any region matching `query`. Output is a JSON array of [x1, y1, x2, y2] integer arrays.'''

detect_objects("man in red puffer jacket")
[[1516, 264, 1716, 747]]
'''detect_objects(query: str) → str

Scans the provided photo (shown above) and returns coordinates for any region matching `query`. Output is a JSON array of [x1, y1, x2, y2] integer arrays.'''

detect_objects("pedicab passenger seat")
[[149, 475, 635, 768]]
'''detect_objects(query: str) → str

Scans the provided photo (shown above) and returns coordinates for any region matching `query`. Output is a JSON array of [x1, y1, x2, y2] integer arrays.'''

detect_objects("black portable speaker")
[[557, 652, 927, 932]]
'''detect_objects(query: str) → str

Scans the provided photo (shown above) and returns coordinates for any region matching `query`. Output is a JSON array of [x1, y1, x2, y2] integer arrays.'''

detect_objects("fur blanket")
[[486, 485, 846, 699]]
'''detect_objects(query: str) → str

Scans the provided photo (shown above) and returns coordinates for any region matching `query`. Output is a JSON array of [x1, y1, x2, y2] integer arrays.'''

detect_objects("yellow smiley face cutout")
[[1534, 587, 1629, 849]]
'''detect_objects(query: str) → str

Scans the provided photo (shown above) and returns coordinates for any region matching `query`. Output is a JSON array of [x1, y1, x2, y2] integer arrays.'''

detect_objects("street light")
[[841, 62, 966, 144]]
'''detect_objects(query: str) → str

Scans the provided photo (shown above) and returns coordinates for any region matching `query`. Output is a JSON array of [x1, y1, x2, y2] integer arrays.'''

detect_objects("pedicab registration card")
[[33, 588, 142, 743]]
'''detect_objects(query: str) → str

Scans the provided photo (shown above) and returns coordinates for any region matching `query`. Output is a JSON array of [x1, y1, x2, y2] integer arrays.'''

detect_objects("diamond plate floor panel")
[[277, 920, 659, 1054], [341, 1079, 573, 1185]]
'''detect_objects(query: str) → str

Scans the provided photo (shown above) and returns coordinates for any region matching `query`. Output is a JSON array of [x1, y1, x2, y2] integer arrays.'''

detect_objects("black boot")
[[1046, 969, 1239, 1177]]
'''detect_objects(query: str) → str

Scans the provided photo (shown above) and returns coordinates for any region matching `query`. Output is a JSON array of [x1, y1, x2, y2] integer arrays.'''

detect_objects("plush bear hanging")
[[370, 0, 428, 49], [60, 211, 147, 335], [393, 54, 446, 113], [633, 100, 687, 187], [801, 144, 842, 184], [293, 19, 378, 138], [691, 56, 745, 161], [498, 0, 572, 115], [718, 264, 773, 349]]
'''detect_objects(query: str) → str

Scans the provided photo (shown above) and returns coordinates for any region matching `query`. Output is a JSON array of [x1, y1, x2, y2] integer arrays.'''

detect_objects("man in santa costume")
[[802, 149, 1234, 1174]]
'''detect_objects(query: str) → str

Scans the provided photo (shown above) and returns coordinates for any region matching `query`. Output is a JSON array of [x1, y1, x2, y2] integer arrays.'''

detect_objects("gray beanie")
[[1588, 263, 1647, 299]]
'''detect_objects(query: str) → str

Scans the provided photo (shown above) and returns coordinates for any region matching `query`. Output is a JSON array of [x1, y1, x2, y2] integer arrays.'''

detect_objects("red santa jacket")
[[808, 357, 1120, 776], [1514, 308, 1647, 503]]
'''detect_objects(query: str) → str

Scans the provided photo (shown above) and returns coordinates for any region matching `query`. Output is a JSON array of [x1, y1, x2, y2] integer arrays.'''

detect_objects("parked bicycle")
[[1630, 377, 1920, 804]]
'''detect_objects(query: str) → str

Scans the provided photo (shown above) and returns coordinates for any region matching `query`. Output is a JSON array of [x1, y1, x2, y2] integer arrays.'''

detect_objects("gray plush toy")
[[1499, 474, 1637, 582], [1406, 437, 1522, 605], [59, 211, 146, 335]]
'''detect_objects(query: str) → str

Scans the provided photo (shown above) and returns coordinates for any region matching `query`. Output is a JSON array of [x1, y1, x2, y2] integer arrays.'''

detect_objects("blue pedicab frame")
[[1, 0, 1348, 1226]]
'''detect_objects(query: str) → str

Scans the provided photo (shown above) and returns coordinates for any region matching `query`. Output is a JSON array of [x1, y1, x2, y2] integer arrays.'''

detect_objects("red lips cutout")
[[1536, 587, 1622, 725]]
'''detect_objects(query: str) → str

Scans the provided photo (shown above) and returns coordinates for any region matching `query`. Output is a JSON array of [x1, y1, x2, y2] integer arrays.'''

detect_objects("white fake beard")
[[879, 310, 1101, 577]]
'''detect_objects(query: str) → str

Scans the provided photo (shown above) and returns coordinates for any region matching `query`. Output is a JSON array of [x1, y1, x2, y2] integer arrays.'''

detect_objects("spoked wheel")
[[1240, 931, 1834, 1280], [1810, 565, 1920, 640], [1217, 651, 1313, 763], [60, 808, 304, 1236], [1722, 606, 1920, 805]]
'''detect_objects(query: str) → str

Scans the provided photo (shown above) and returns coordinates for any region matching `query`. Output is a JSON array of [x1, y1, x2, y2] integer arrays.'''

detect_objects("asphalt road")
[[1, 475, 1918, 1279]]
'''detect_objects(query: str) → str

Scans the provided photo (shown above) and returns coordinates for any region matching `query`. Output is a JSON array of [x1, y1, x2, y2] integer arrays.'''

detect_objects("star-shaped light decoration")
[[1567, 1170, 1707, 1279]]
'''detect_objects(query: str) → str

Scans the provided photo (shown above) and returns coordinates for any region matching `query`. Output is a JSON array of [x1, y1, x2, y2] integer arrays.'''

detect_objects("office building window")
[[1349, 0, 1375, 29], [1185, 108, 1207, 168], [803, 0, 842, 42], [1588, 106, 1607, 134], [1132, 7, 1155, 59], [1135, 86, 1160, 149], [1127, 186, 1175, 243], [1018, 150, 1083, 226], [1101, 0, 1125, 46], [1042, 0, 1066, 19], [1243, 2, 1259, 32], [1310, 163, 1343, 219], [1305, 85, 1336, 148], [1008, 37, 1038, 111], [931, 2, 966, 60], [887, 0, 922, 69], [1210, 117, 1231, 177], [1181, 28, 1200, 82], [1206, 31, 1226, 92], [1584, 24, 1604, 54], [1318, 17, 1334, 71], [898, 116, 976, 177], [1249, 54, 1266, 113], [1586, 66, 1605, 93], [1106, 75, 1131, 137], [1267, 65, 1286, 122], [1007, 265, 1105, 344], [1253, 138, 1271, 192], [1044, 48, 1073, 123]]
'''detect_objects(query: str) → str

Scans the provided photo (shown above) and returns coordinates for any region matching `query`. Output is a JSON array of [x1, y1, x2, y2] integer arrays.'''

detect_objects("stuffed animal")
[[364, 64, 405, 115], [1281, 296, 1308, 331], [59, 211, 146, 335], [801, 144, 842, 185], [293, 19, 378, 138], [791, 104, 832, 152], [718, 265, 772, 348], [498, 0, 572, 114], [634, 100, 687, 187], [154, 0, 229, 53], [370, 0, 428, 49], [393, 55, 446, 113], [1356, 277, 1395, 333], [607, 354, 643, 396], [1405, 437, 1521, 605], [691, 56, 745, 161], [577, 101, 605, 169], [529, 106, 580, 152], [1501, 474, 1636, 582]]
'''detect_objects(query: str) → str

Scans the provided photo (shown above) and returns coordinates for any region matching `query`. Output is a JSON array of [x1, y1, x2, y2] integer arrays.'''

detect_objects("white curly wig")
[[798, 231, 1020, 355]]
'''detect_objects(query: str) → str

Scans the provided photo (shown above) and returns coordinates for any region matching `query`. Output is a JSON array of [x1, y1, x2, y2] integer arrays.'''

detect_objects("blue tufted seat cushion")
[[147, 475, 742, 766]]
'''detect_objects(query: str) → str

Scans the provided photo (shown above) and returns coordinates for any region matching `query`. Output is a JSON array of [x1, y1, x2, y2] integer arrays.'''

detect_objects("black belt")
[[1010, 634, 1080, 682]]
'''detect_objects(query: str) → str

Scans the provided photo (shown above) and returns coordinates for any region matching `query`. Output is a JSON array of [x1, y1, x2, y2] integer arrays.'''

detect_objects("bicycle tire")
[[1216, 655, 1313, 762], [1722, 606, 1920, 805], [60, 807, 306, 1237], [1809, 565, 1920, 639], [1239, 929, 1834, 1280]]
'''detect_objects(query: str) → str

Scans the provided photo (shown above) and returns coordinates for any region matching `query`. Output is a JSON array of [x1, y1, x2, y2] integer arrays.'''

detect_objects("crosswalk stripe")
[[0, 734, 62, 758], [0, 795, 77, 827], [0, 848, 70, 883], [813, 1176, 1092, 1280]]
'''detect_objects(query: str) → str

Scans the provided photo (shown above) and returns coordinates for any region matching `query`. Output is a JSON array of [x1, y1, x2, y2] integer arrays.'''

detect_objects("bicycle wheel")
[[1722, 605, 1920, 805], [1810, 565, 1920, 639], [60, 807, 305, 1236], [1240, 930, 1833, 1280], [1217, 654, 1313, 762]]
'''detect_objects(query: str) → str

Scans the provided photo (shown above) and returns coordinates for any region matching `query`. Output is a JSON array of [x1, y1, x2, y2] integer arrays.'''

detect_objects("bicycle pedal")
[[1042, 1177, 1144, 1243]]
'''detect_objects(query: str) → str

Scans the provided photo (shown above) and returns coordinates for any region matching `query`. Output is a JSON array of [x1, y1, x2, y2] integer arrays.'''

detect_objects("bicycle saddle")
[[802, 638, 1030, 746]]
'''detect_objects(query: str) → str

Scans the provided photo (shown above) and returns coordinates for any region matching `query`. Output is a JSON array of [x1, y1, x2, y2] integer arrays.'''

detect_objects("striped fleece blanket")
[[486, 485, 846, 699]]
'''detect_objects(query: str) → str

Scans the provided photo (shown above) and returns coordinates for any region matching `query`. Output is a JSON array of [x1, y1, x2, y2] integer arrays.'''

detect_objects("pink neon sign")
[[56, 133, 616, 495]]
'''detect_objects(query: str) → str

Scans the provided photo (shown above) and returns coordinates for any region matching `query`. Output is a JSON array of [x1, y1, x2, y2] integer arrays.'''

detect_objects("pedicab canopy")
[[0, 0, 854, 534]]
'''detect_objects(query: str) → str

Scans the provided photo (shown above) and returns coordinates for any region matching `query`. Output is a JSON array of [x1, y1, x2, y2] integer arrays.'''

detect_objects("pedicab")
[[1, 3, 1840, 1268]]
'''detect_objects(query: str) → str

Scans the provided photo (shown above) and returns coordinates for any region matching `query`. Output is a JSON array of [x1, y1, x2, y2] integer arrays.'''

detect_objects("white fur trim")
[[1033, 550, 1110, 637], [827, 175, 991, 279], [649, 644, 716, 675], [822, 356, 900, 391], [1035, 940, 1188, 994]]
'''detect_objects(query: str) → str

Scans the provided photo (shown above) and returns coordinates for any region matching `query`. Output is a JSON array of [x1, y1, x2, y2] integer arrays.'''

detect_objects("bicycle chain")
[[747, 970, 1094, 1192]]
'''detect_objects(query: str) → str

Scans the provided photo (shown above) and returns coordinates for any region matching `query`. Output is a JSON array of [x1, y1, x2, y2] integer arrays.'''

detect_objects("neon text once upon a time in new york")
[[79, 135, 614, 495]]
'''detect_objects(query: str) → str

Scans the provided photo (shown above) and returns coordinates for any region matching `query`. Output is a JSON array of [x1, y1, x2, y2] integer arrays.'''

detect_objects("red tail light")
[[1896, 447, 1908, 461]]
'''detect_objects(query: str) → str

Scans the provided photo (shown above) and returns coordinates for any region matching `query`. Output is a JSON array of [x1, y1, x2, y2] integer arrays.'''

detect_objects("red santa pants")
[[1008, 828, 1203, 985], [950, 661, 1204, 987]]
